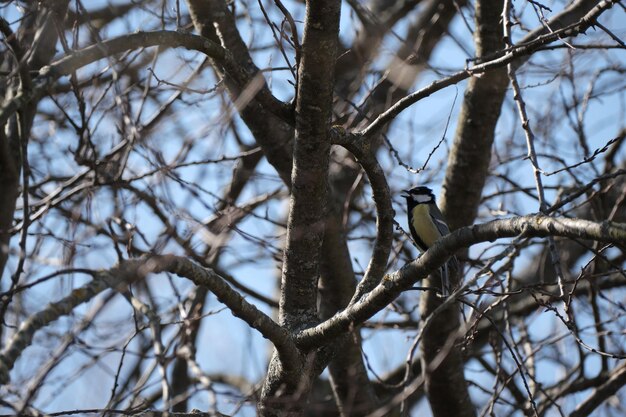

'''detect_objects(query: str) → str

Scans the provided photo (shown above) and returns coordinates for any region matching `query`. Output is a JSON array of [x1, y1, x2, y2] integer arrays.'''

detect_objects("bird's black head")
[[402, 186, 435, 207]]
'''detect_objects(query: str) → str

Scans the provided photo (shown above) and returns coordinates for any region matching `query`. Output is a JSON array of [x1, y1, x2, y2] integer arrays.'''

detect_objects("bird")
[[402, 186, 458, 296]]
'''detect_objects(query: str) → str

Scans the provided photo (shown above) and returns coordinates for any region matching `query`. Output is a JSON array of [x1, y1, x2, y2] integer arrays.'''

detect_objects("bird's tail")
[[440, 255, 459, 297]]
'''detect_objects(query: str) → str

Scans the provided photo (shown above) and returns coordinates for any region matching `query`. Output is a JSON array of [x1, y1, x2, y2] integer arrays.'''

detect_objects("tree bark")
[[259, 0, 342, 414]]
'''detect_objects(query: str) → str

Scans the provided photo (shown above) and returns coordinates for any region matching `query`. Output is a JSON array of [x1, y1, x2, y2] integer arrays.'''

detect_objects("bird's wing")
[[429, 204, 459, 273], [428, 205, 451, 236]]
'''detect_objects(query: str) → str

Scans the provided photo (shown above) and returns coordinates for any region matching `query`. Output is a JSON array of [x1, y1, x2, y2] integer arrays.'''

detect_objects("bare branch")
[[330, 129, 394, 303], [361, 0, 620, 137], [570, 362, 626, 417], [0, 256, 299, 386], [0, 30, 292, 129], [295, 215, 626, 348]]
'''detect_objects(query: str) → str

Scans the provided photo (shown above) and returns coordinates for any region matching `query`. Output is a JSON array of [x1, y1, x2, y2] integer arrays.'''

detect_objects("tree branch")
[[186, 0, 295, 185], [0, 30, 292, 129], [570, 362, 626, 417], [361, 0, 620, 137], [330, 129, 394, 303], [0, 256, 299, 386], [277, 0, 341, 330], [259, 0, 342, 412], [294, 215, 626, 349]]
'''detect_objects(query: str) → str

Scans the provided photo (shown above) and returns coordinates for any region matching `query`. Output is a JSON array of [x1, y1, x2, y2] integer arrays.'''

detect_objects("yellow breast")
[[411, 204, 441, 249]]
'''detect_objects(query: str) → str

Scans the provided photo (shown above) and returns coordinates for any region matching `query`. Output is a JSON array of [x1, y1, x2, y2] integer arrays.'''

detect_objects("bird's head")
[[402, 186, 435, 205]]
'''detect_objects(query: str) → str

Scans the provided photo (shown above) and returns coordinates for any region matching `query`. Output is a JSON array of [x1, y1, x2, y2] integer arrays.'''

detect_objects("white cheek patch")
[[413, 194, 432, 204]]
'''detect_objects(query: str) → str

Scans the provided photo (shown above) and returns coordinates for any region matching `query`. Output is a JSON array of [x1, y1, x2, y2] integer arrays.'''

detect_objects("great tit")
[[402, 186, 458, 296]]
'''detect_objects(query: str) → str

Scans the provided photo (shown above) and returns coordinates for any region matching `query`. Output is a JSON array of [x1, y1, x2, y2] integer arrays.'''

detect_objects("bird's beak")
[[401, 190, 411, 198]]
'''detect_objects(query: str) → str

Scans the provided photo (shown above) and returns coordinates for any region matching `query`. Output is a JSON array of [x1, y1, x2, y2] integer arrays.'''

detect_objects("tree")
[[0, 0, 625, 416]]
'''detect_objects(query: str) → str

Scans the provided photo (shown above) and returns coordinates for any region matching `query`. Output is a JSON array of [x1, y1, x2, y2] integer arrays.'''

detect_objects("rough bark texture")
[[278, 0, 340, 330], [259, 0, 342, 414]]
